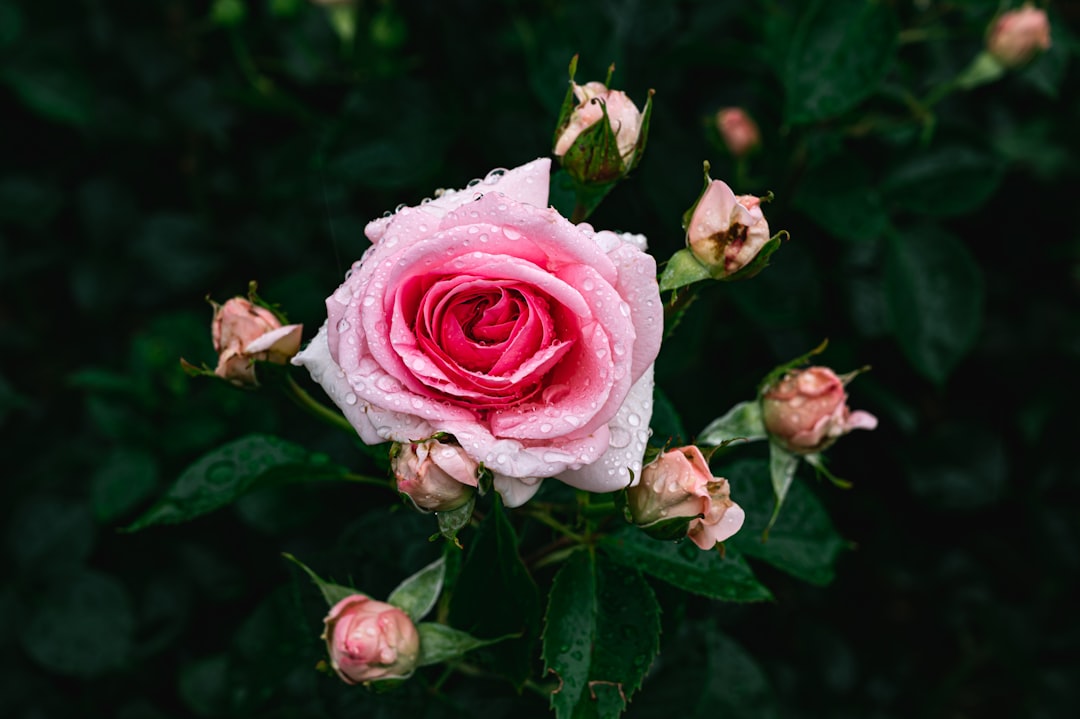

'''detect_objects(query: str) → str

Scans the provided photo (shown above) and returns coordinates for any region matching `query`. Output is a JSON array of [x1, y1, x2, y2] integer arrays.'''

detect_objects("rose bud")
[[627, 446, 745, 550], [716, 107, 761, 159], [987, 5, 1051, 67], [686, 179, 771, 278], [323, 594, 420, 684], [553, 75, 649, 186], [211, 297, 302, 387], [761, 366, 878, 454], [393, 439, 478, 512]]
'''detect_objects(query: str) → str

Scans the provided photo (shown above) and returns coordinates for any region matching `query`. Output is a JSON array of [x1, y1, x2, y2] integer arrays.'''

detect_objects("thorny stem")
[[283, 374, 357, 434]]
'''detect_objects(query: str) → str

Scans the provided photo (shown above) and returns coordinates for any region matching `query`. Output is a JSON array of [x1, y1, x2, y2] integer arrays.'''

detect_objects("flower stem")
[[570, 201, 589, 224], [518, 508, 585, 543], [283, 374, 357, 435], [341, 473, 393, 490]]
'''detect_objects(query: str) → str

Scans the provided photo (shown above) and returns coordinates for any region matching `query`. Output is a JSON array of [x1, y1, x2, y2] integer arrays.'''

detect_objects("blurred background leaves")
[[2, 0, 1078, 717]]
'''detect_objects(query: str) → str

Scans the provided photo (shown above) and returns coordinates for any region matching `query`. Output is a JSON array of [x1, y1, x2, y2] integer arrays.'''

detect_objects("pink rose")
[[394, 439, 477, 512], [988, 5, 1051, 67], [761, 366, 878, 454], [293, 159, 662, 506], [323, 595, 420, 684], [211, 297, 303, 386], [627, 446, 745, 550], [686, 179, 771, 278], [716, 107, 761, 159]]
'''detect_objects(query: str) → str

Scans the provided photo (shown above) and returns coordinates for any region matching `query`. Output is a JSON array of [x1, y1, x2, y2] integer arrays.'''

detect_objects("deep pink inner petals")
[[399, 273, 574, 408]]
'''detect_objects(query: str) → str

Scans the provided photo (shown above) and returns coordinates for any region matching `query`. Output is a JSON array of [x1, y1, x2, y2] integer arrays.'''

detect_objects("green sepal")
[[629, 88, 654, 172], [281, 552, 358, 607], [436, 494, 476, 545], [766, 441, 800, 536], [803, 452, 853, 489], [244, 280, 291, 325], [635, 514, 696, 542], [697, 400, 767, 447], [552, 54, 580, 149], [680, 160, 715, 232], [954, 51, 1006, 91], [387, 556, 445, 622], [658, 248, 711, 293], [757, 339, 829, 395], [415, 624, 516, 667], [562, 98, 627, 187]]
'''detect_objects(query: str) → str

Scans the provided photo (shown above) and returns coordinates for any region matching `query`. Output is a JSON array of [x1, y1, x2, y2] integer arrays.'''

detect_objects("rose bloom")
[[293, 158, 662, 507], [323, 595, 420, 684], [761, 366, 878, 454], [988, 5, 1051, 67], [554, 81, 644, 170], [211, 297, 303, 386], [716, 107, 761, 159], [394, 439, 477, 512], [686, 179, 771, 278], [628, 446, 745, 550]]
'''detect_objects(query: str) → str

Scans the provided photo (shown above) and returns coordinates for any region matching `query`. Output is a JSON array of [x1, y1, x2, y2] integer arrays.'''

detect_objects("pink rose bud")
[[553, 79, 647, 185], [716, 107, 761, 159], [686, 179, 771, 278], [761, 366, 878, 454], [987, 5, 1051, 67], [627, 446, 745, 550], [323, 595, 420, 684], [393, 439, 478, 512], [211, 297, 302, 387]]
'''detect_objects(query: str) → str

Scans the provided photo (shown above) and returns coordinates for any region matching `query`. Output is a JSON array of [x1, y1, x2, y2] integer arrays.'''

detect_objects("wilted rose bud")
[[761, 366, 878, 454], [393, 439, 478, 512], [553, 75, 649, 186], [987, 5, 1051, 67], [323, 595, 420, 684], [716, 107, 761, 159], [627, 446, 745, 550], [686, 179, 771, 278], [211, 297, 302, 386]]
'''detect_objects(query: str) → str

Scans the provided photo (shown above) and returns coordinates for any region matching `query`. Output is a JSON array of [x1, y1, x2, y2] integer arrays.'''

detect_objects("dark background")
[[2, 1, 1078, 717]]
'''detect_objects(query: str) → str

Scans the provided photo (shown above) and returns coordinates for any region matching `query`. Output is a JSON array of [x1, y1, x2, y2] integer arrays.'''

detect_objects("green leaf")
[[415, 623, 513, 667], [90, 447, 160, 523], [600, 527, 772, 602], [793, 155, 890, 242], [691, 624, 780, 719], [884, 226, 984, 384], [281, 553, 358, 607], [784, 0, 898, 124], [1, 64, 94, 127], [20, 570, 133, 678], [724, 460, 846, 586], [448, 498, 539, 687], [767, 441, 800, 530], [542, 550, 661, 719], [697, 400, 767, 447], [882, 146, 1004, 217], [124, 434, 345, 531], [387, 557, 445, 622], [658, 248, 710, 293]]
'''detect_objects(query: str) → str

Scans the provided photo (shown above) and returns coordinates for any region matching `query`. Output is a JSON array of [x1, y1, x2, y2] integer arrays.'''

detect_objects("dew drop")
[[344, 393, 358, 406]]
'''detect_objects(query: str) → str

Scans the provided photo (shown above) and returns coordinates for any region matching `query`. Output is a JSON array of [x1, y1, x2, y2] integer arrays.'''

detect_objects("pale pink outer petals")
[[716, 108, 761, 158], [989, 6, 1051, 66], [492, 474, 544, 508], [364, 158, 552, 244], [557, 364, 654, 492], [292, 325, 433, 445], [244, 323, 303, 360], [688, 180, 754, 246], [553, 84, 642, 162], [725, 196, 771, 274], [846, 410, 879, 433], [324, 595, 420, 684], [688, 501, 746, 550]]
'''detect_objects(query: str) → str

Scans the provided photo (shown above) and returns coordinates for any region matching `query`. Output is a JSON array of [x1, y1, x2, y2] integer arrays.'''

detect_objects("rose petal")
[[556, 364, 654, 492], [244, 323, 303, 357], [492, 474, 543, 508]]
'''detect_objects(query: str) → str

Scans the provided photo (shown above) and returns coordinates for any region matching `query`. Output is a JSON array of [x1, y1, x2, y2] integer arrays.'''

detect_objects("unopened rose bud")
[[686, 179, 771, 278], [393, 439, 478, 512], [553, 72, 650, 186], [761, 366, 877, 454], [987, 5, 1051, 67], [211, 297, 302, 387], [716, 107, 761, 159], [627, 446, 745, 549], [323, 595, 420, 684]]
